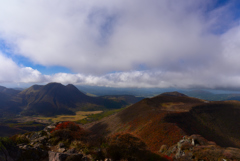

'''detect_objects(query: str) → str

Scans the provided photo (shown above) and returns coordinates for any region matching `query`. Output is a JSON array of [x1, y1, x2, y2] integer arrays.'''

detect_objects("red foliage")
[[51, 121, 88, 140], [163, 155, 173, 161], [51, 121, 80, 132]]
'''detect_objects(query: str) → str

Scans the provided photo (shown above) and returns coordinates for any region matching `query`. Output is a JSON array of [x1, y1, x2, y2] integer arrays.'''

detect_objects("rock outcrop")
[[159, 134, 240, 160], [0, 122, 92, 161]]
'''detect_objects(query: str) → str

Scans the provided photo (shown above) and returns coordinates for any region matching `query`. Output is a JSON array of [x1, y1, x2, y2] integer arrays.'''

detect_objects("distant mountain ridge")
[[183, 90, 240, 101], [18, 83, 130, 116], [0, 83, 143, 117], [0, 86, 21, 96]]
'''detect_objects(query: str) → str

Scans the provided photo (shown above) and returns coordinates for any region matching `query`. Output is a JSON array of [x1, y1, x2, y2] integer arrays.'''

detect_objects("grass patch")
[[15, 111, 103, 124], [76, 108, 125, 124]]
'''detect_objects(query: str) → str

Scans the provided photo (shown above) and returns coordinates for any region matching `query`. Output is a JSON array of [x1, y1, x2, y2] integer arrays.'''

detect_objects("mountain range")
[[77, 85, 240, 101], [0, 82, 143, 117]]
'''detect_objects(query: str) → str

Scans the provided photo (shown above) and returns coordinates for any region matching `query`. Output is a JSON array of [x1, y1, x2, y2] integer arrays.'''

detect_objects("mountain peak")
[[45, 82, 64, 88]]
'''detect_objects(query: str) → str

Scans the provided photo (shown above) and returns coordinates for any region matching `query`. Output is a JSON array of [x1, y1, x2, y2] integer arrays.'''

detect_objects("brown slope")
[[87, 92, 205, 152], [88, 92, 240, 152]]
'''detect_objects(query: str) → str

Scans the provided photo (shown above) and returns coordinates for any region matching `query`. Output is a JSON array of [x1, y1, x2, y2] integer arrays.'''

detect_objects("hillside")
[[87, 92, 240, 152], [87, 92, 204, 151]]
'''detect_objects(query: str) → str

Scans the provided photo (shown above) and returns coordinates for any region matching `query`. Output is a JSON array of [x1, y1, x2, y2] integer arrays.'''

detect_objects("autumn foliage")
[[106, 133, 166, 161], [51, 121, 88, 141]]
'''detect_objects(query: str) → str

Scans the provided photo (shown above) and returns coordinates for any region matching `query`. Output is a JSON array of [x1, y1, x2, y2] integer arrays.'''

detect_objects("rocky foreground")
[[159, 134, 240, 160], [0, 122, 102, 161], [1, 121, 240, 161]]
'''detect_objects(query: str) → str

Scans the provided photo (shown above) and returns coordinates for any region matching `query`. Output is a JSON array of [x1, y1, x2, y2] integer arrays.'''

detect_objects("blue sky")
[[1, 0, 240, 89]]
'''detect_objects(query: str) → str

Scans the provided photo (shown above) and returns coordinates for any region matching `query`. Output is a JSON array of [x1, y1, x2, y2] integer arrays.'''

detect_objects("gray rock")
[[66, 148, 76, 154], [58, 143, 65, 148], [44, 125, 56, 133], [49, 151, 68, 161], [32, 136, 48, 146], [33, 143, 43, 149], [58, 148, 66, 153]]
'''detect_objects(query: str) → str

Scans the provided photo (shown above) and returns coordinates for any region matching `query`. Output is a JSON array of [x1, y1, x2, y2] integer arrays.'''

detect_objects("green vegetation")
[[0, 137, 15, 156], [10, 134, 30, 144], [7, 121, 44, 127], [76, 108, 125, 124], [14, 111, 103, 125], [0, 121, 47, 137]]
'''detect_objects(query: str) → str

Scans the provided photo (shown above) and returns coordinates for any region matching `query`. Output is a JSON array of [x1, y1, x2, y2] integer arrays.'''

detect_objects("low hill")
[[87, 92, 240, 152], [87, 92, 204, 151]]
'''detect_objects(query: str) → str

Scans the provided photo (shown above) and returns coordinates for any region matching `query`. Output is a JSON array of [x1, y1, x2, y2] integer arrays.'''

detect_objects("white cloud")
[[0, 52, 45, 83], [0, 0, 223, 74], [0, 52, 19, 82], [43, 70, 240, 89], [1, 0, 240, 89], [1, 51, 240, 89]]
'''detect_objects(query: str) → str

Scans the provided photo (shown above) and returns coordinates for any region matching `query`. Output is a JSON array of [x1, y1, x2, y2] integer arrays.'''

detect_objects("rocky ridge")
[[2, 121, 240, 161], [0, 122, 109, 161]]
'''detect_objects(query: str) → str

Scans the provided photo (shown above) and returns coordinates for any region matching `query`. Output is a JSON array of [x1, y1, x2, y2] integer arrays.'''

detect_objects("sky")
[[1, 0, 240, 89]]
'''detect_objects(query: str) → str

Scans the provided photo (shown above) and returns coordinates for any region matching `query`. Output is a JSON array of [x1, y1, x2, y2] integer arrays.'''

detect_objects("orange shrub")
[[51, 121, 88, 141], [107, 133, 147, 161]]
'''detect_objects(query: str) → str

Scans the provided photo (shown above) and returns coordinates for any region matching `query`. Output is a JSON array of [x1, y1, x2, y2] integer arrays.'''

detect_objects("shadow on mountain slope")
[[165, 101, 240, 148]]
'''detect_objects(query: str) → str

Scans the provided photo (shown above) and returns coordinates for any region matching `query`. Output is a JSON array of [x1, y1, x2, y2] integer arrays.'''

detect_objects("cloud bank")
[[0, 0, 240, 89], [1, 49, 240, 89]]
